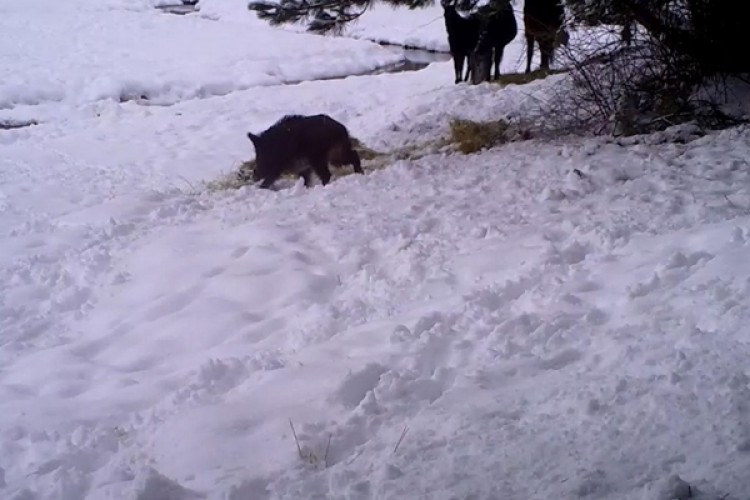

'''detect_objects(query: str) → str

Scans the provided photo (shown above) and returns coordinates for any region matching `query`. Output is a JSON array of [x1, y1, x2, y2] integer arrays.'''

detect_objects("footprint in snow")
[[230, 245, 250, 259], [226, 477, 271, 500], [536, 348, 583, 371], [141, 285, 204, 322], [331, 363, 388, 409]]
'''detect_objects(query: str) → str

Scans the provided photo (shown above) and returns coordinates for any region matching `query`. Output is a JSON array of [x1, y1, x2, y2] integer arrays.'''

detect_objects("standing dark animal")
[[247, 114, 363, 189], [470, 0, 518, 84], [524, 0, 568, 74], [442, 0, 481, 84]]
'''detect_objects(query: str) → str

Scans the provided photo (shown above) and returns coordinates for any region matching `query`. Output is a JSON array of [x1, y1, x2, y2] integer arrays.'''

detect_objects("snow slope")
[[2, 1, 750, 499], [343, 3, 452, 52]]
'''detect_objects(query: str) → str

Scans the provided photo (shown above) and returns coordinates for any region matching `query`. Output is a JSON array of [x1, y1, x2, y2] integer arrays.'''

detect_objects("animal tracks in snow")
[[4, 181, 750, 500], [265, 218, 750, 497], [141, 285, 206, 322]]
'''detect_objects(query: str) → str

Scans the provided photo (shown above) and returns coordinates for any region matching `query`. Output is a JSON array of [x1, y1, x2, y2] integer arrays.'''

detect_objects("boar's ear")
[[247, 132, 260, 144]]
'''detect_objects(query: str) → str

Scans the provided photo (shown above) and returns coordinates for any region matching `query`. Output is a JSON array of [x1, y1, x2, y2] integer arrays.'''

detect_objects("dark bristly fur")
[[524, 0, 568, 74], [442, 0, 481, 84], [247, 114, 363, 189], [470, 0, 517, 83]]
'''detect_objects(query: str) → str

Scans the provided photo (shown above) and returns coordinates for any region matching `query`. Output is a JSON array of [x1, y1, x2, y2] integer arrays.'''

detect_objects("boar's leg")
[[310, 156, 332, 186], [347, 147, 363, 174], [525, 34, 534, 74], [259, 172, 281, 189], [300, 169, 313, 187], [453, 53, 464, 84]]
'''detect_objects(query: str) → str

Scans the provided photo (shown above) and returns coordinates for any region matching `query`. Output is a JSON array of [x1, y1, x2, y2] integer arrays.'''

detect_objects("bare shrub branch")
[[541, 0, 750, 137]]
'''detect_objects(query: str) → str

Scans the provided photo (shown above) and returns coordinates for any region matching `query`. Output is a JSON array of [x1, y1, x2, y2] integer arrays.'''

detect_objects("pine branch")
[[248, 0, 435, 33]]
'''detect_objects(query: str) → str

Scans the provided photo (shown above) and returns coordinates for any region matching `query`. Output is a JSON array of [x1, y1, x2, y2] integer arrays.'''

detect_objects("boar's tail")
[[329, 141, 363, 174]]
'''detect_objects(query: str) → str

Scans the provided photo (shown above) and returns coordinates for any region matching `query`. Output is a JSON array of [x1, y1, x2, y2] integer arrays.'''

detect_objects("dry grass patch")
[[207, 123, 521, 192], [491, 69, 566, 87], [207, 136, 386, 191], [449, 118, 512, 154], [448, 116, 536, 154]]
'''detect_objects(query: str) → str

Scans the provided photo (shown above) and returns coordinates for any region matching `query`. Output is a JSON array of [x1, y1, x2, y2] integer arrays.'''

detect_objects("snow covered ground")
[[0, 0, 402, 110], [2, 1, 750, 499]]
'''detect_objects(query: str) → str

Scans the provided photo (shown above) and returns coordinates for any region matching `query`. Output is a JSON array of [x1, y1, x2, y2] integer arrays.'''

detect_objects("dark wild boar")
[[470, 0, 518, 84], [441, 0, 481, 84], [247, 114, 363, 189], [524, 0, 568, 74]]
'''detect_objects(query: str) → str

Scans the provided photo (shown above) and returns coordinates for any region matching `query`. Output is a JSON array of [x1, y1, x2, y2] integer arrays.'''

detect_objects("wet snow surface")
[[2, 1, 750, 499]]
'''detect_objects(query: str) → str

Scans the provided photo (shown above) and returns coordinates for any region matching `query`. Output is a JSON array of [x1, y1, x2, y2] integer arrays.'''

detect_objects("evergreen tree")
[[564, 0, 748, 75], [247, 0, 435, 34]]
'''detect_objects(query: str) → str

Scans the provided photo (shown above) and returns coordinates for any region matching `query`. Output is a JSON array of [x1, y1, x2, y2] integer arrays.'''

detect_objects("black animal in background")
[[523, 0, 568, 74], [442, 0, 481, 84], [470, 0, 518, 84], [247, 114, 363, 189]]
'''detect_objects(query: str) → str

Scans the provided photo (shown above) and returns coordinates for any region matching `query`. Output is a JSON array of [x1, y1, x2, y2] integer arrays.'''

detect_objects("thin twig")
[[289, 418, 303, 459], [177, 175, 197, 193], [392, 426, 409, 454], [324, 434, 332, 467], [409, 14, 444, 32]]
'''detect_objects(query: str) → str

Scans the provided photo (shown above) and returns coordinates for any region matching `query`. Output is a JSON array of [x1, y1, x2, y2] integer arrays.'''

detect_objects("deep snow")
[[2, 1, 750, 499]]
